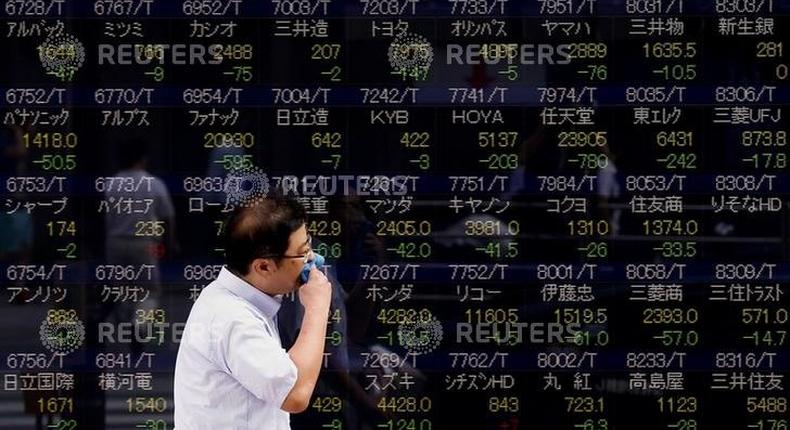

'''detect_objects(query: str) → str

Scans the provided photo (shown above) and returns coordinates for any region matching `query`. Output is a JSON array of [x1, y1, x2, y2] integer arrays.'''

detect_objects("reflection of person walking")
[[1, 125, 34, 305], [103, 138, 177, 352]]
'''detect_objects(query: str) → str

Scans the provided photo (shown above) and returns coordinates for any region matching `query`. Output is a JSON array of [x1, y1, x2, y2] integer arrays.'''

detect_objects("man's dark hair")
[[223, 196, 307, 275], [117, 138, 148, 170]]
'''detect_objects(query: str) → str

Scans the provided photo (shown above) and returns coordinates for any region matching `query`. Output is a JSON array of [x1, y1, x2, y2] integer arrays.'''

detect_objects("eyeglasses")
[[261, 235, 313, 264]]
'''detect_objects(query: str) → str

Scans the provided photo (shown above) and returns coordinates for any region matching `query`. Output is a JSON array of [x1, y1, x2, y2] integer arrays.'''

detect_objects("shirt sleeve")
[[220, 315, 299, 407], [153, 177, 175, 219]]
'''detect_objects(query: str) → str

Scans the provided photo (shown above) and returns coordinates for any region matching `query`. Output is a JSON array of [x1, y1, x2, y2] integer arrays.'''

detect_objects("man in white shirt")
[[174, 196, 332, 430], [104, 138, 177, 351]]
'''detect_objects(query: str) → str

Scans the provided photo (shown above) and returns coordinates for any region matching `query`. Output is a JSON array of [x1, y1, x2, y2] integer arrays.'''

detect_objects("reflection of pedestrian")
[[596, 158, 621, 236], [0, 124, 26, 174], [103, 138, 177, 346], [0, 124, 33, 289], [2, 124, 45, 428], [278, 237, 386, 429], [503, 126, 547, 200], [590, 144, 621, 237]]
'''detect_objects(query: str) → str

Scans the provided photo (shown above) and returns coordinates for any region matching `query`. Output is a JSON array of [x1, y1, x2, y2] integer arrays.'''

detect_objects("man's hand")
[[298, 267, 331, 313], [281, 267, 332, 413]]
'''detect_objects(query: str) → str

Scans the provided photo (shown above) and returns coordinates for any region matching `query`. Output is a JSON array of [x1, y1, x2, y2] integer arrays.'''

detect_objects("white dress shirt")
[[104, 168, 175, 239], [174, 266, 298, 430]]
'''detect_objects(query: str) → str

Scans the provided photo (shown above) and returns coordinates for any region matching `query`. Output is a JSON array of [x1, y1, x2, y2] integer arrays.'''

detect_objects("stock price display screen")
[[1, 0, 789, 429]]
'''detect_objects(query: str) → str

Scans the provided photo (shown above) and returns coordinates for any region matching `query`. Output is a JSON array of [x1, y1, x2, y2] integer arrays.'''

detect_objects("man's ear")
[[251, 258, 277, 276]]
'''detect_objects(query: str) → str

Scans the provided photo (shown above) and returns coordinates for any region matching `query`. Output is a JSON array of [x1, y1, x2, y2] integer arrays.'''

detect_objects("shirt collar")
[[216, 266, 282, 320]]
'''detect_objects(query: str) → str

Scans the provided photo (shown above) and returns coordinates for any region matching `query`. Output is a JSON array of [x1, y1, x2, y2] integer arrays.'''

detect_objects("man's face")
[[267, 224, 311, 294]]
